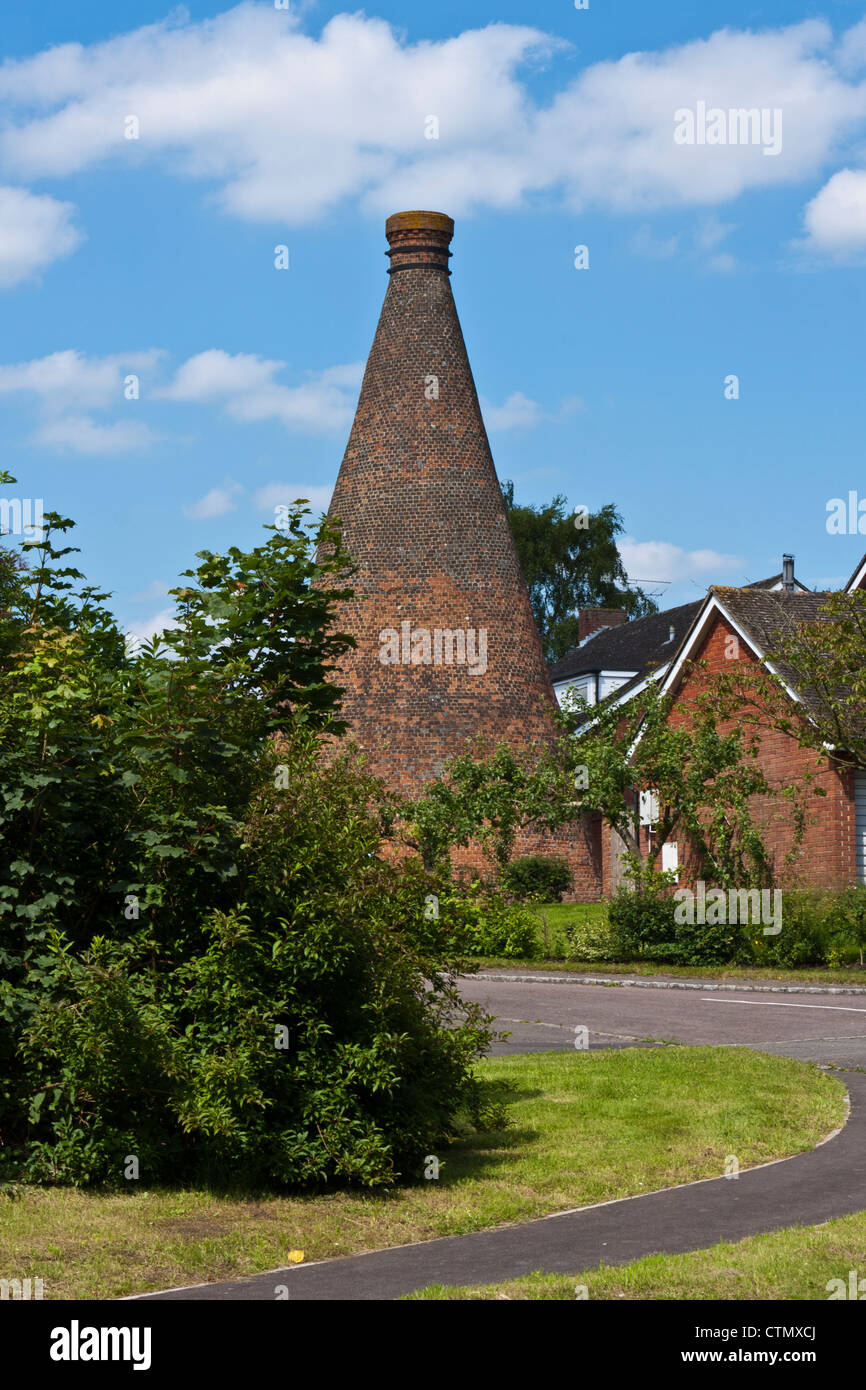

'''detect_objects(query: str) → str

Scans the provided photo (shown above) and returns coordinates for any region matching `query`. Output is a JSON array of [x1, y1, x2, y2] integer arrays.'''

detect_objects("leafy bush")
[[827, 886, 866, 967], [608, 864, 754, 966], [565, 911, 618, 963], [436, 883, 539, 958], [671, 912, 753, 968], [608, 887, 678, 962], [11, 737, 498, 1189], [757, 892, 832, 968], [500, 854, 573, 903]]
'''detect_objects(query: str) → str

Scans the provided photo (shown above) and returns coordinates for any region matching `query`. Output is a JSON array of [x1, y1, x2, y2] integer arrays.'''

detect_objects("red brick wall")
[[662, 613, 857, 890], [450, 818, 604, 901]]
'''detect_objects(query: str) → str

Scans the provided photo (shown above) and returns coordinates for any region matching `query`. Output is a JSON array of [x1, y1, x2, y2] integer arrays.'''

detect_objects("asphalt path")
[[130, 972, 866, 1301], [462, 970, 866, 1069]]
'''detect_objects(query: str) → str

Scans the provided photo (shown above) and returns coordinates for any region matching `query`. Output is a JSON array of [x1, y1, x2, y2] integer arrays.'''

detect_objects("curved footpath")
[[131, 1070, 866, 1301]]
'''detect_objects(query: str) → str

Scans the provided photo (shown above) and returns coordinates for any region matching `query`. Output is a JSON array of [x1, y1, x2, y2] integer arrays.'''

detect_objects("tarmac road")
[[130, 971, 866, 1301], [461, 970, 866, 1069]]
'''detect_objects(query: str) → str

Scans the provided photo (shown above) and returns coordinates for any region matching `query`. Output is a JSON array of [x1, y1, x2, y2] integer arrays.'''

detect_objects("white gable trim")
[[846, 554, 866, 594], [625, 595, 804, 759], [573, 664, 670, 739]]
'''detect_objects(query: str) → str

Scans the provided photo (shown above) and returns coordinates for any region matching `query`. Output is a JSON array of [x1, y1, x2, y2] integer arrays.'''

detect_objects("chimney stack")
[[578, 608, 628, 644], [385, 210, 454, 275], [782, 554, 795, 591]]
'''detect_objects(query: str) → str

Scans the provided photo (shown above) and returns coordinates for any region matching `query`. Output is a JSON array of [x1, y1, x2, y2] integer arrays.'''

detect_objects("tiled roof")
[[745, 573, 810, 592], [549, 601, 702, 684]]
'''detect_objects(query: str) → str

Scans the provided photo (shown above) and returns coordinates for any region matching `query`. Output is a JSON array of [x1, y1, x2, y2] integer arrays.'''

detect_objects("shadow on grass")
[[17, 1079, 545, 1207]]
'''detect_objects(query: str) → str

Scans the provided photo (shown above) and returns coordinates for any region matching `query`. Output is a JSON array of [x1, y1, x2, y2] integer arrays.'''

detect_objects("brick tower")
[[324, 210, 559, 798]]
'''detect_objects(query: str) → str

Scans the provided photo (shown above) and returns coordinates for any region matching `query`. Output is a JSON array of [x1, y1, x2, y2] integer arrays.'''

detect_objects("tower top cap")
[[385, 210, 454, 238]]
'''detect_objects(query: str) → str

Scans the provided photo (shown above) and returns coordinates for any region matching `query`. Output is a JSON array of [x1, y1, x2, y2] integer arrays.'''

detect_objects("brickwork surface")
[[320, 211, 600, 897], [669, 614, 857, 890]]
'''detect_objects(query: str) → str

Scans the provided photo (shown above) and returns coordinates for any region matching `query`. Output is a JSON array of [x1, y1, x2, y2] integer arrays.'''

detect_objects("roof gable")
[[660, 587, 837, 714]]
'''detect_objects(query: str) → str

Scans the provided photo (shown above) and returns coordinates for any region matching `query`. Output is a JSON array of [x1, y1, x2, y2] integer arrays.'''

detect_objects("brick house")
[[552, 556, 866, 896]]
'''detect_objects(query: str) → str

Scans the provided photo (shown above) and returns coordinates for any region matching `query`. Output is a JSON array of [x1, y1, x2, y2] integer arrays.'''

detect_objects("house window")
[[639, 790, 659, 827], [661, 841, 679, 880]]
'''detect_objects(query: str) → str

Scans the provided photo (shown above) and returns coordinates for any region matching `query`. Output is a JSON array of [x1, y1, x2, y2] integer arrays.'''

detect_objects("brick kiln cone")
[[325, 210, 557, 796]]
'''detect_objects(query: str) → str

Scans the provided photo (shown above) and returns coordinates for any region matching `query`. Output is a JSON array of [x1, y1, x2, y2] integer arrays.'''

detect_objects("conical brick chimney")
[[325, 210, 558, 797]]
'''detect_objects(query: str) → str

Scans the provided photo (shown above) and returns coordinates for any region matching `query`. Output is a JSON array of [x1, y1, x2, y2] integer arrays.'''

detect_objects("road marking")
[[498, 1016, 566, 1030], [701, 998, 866, 1014]]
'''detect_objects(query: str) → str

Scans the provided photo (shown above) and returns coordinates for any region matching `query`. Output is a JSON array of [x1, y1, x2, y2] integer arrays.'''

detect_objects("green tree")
[[405, 738, 573, 874], [0, 477, 497, 1189], [502, 482, 657, 662], [569, 678, 809, 888]]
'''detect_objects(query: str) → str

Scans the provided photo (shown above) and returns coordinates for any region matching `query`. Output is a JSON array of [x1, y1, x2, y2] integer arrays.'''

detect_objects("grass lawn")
[[0, 1048, 844, 1300], [405, 1210, 866, 1300]]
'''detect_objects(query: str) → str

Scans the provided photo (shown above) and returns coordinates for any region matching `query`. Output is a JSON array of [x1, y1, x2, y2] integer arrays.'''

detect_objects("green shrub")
[[13, 740, 499, 1189], [565, 911, 617, 963], [608, 879, 753, 967], [827, 885, 866, 967], [0, 490, 498, 1190], [501, 855, 573, 903], [672, 913, 753, 968], [437, 883, 539, 958], [758, 892, 832, 968], [608, 888, 678, 962]]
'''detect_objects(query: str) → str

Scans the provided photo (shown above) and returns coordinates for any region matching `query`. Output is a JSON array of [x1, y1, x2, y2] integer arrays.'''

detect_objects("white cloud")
[[159, 349, 281, 401], [34, 414, 155, 455], [124, 608, 179, 655], [0, 345, 357, 457], [836, 18, 866, 76], [0, 185, 82, 287], [695, 213, 736, 251], [184, 482, 244, 520], [630, 225, 680, 260], [0, 348, 164, 454], [802, 167, 866, 253], [481, 392, 541, 431], [253, 482, 333, 514], [620, 538, 742, 586], [0, 348, 162, 411], [2, 10, 866, 227], [481, 391, 585, 432], [160, 349, 362, 434]]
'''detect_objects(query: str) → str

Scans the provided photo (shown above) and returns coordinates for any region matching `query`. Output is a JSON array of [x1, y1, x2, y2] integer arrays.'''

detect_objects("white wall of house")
[[553, 670, 637, 708]]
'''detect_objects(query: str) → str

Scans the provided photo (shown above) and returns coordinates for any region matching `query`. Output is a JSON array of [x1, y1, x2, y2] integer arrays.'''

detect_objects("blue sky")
[[1, 0, 865, 642]]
